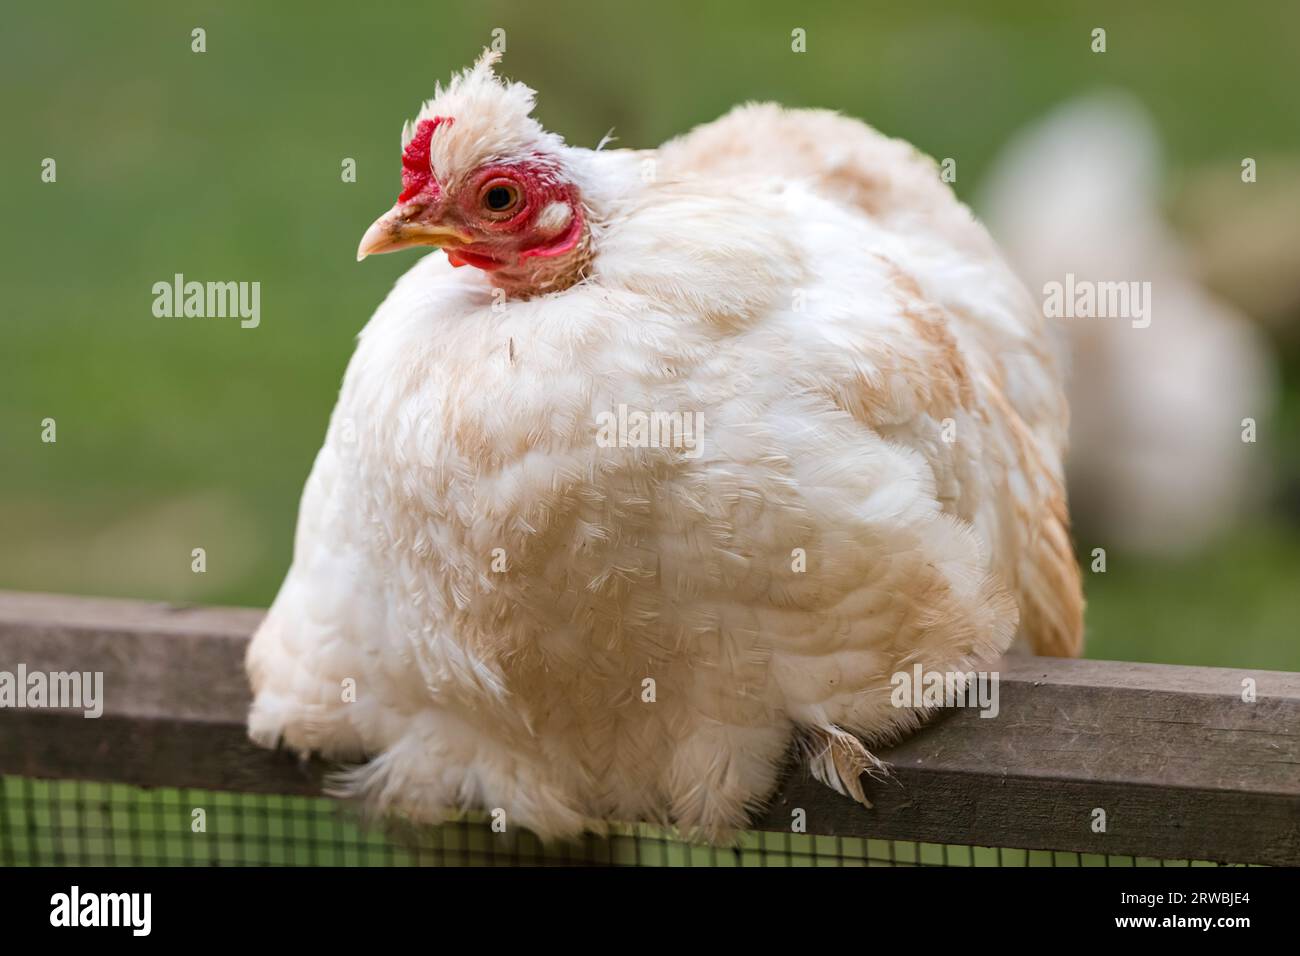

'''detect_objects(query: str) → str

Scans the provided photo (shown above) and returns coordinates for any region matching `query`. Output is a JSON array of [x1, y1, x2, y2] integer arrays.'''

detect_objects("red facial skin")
[[398, 117, 583, 273]]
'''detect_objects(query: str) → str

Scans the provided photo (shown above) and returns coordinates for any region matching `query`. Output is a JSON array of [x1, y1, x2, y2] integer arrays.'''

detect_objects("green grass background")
[[2, 0, 1298, 669]]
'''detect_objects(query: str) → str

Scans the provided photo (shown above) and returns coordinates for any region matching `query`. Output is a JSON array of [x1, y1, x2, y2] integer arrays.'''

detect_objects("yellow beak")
[[356, 205, 473, 261]]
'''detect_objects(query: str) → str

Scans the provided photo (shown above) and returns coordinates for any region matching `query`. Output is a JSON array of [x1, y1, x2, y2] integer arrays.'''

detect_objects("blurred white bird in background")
[[980, 93, 1278, 557], [247, 52, 1082, 841]]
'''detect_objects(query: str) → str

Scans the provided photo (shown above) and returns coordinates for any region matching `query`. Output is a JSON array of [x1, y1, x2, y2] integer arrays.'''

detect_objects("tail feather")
[[1020, 498, 1085, 657]]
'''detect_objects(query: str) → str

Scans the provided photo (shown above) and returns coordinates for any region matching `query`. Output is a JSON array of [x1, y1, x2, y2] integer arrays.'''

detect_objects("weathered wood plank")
[[755, 657, 1300, 862], [1, 590, 1297, 863]]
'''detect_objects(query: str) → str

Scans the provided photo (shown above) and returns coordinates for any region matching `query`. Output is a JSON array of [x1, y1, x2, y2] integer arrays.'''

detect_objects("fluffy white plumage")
[[247, 53, 1082, 840]]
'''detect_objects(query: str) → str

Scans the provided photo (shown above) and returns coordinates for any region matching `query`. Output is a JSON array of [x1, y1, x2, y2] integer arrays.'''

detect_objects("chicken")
[[246, 51, 1083, 841], [979, 93, 1277, 556]]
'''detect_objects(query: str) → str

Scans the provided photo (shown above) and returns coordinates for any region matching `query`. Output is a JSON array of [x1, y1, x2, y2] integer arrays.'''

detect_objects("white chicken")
[[247, 51, 1082, 841], [980, 93, 1276, 556]]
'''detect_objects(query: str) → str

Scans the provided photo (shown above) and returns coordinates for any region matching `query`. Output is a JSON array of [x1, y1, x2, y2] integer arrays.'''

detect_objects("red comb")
[[399, 116, 453, 202]]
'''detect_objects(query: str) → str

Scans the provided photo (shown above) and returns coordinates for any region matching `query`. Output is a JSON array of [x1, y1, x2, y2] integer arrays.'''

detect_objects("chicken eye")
[[485, 186, 515, 210], [480, 180, 522, 216]]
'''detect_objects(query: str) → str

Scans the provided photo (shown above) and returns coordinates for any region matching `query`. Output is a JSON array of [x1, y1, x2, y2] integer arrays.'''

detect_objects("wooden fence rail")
[[1, 590, 1297, 864]]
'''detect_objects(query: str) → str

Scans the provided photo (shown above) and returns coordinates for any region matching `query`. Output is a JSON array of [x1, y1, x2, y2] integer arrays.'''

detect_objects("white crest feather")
[[401, 49, 567, 190]]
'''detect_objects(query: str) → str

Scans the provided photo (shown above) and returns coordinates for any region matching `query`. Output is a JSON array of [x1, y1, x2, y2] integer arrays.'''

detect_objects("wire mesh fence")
[[0, 776, 1240, 867]]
